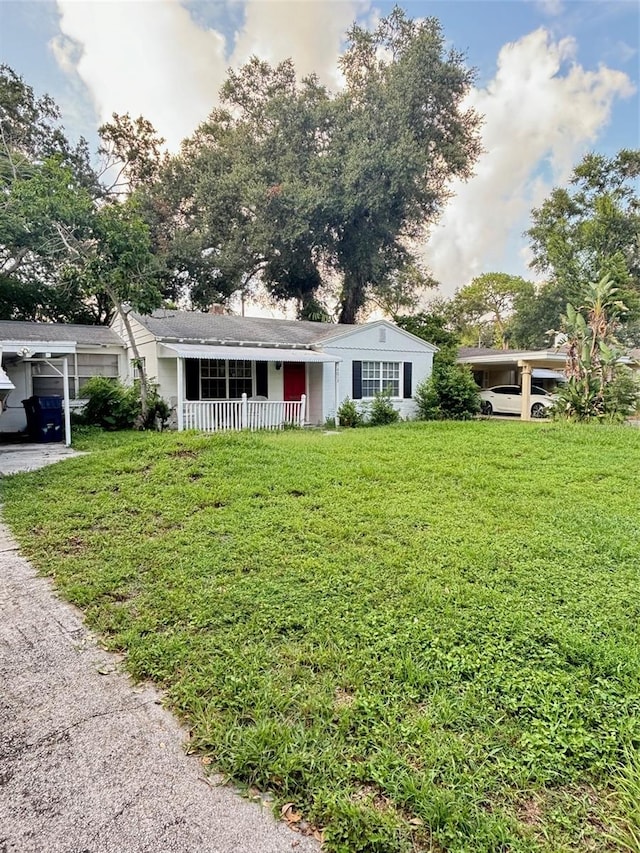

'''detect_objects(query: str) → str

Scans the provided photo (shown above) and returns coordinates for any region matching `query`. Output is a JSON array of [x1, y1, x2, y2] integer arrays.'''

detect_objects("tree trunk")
[[339, 271, 367, 325], [103, 283, 149, 428]]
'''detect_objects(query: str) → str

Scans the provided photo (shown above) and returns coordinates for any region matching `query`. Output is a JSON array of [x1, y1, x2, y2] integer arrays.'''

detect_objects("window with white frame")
[[130, 356, 146, 380], [361, 361, 400, 397], [201, 359, 253, 399], [32, 353, 119, 398]]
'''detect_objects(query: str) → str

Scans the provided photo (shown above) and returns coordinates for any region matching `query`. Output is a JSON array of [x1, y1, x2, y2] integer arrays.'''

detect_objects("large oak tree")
[[154, 7, 481, 322]]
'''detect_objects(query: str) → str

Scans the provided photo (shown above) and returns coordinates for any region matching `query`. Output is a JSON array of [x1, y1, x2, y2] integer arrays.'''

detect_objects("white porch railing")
[[182, 393, 306, 432]]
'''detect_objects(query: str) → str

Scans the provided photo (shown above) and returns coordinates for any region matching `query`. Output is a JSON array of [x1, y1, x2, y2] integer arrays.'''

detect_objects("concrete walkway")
[[0, 452, 319, 853]]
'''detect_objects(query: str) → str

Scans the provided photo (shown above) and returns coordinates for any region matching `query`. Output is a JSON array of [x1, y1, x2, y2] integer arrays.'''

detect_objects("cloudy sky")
[[2, 0, 638, 303]]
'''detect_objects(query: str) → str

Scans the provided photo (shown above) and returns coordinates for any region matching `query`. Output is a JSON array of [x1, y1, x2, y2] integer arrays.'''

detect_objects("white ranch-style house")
[[0, 311, 437, 440]]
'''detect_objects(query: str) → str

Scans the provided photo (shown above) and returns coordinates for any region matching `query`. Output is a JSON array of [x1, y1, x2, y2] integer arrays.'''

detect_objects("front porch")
[[160, 342, 340, 433], [182, 394, 306, 432]]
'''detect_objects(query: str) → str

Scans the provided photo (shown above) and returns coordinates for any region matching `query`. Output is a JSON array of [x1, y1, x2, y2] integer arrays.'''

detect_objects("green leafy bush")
[[551, 369, 639, 423], [81, 377, 139, 430], [552, 275, 639, 422], [80, 377, 170, 431], [144, 385, 171, 430], [336, 397, 364, 428], [603, 368, 640, 421], [415, 362, 480, 420], [368, 391, 400, 425]]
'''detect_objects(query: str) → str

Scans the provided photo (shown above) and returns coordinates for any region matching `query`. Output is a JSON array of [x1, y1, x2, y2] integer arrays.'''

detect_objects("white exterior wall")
[[123, 319, 434, 428], [111, 314, 159, 385], [268, 362, 284, 399], [306, 363, 324, 425], [320, 323, 436, 423], [155, 357, 287, 406]]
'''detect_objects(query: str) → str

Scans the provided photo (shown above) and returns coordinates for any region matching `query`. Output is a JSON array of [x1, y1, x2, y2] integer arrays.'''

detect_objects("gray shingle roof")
[[134, 310, 361, 347], [0, 321, 124, 347]]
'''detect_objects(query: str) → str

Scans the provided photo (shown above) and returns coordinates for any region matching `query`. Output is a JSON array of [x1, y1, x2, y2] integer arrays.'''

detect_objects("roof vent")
[[379, 327, 386, 343]]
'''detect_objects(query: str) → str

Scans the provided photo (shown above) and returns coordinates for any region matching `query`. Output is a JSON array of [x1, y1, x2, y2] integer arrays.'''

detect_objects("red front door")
[[283, 362, 306, 401]]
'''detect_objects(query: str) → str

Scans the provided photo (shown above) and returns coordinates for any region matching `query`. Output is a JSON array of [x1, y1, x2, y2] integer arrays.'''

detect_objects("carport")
[[458, 347, 567, 421], [1, 340, 73, 446], [1, 321, 127, 446]]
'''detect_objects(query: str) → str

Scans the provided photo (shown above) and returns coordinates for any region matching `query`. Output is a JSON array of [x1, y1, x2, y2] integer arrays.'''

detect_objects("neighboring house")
[[457, 346, 567, 420], [112, 310, 437, 429], [0, 312, 437, 437], [0, 321, 127, 439]]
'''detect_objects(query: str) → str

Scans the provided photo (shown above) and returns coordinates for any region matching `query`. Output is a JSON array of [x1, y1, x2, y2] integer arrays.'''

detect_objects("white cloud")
[[231, 0, 366, 90], [52, 0, 367, 150], [422, 27, 635, 296], [53, 0, 228, 150], [610, 39, 638, 65], [536, 0, 564, 17]]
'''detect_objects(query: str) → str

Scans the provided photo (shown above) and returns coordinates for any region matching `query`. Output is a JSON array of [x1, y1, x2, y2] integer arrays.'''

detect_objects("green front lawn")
[[3, 422, 640, 852]]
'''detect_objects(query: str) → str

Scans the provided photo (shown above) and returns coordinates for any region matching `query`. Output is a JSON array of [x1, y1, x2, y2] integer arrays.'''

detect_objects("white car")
[[479, 385, 555, 418]]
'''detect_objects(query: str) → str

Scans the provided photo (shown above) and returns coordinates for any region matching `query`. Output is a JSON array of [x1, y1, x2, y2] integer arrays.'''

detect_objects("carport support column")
[[62, 356, 71, 447], [176, 358, 184, 431], [519, 361, 532, 421], [334, 362, 340, 426]]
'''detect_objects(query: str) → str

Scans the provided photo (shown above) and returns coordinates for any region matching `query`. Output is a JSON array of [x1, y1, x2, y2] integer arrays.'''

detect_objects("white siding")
[[320, 322, 435, 423], [268, 362, 284, 399], [307, 363, 324, 425], [111, 314, 159, 384], [124, 318, 435, 428]]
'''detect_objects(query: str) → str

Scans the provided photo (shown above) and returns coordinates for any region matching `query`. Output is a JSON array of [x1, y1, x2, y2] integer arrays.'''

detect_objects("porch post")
[[519, 361, 532, 421], [241, 393, 248, 429], [334, 361, 340, 427], [176, 358, 184, 431], [62, 356, 71, 447], [300, 394, 306, 427]]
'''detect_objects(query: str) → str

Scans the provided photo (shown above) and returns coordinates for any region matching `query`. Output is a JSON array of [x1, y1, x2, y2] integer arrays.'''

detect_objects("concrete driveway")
[[0, 450, 319, 852], [0, 443, 83, 475]]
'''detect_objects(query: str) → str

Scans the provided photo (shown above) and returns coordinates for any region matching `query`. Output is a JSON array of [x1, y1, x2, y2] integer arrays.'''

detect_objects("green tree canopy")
[[0, 65, 165, 326], [394, 302, 459, 355], [153, 7, 481, 322], [451, 272, 535, 349], [526, 150, 640, 334]]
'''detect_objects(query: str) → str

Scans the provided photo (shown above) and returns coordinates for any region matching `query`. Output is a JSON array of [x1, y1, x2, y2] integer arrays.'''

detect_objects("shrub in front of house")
[[368, 391, 401, 425], [415, 361, 481, 421], [80, 377, 139, 430], [336, 397, 364, 428], [337, 393, 401, 427], [80, 377, 170, 431]]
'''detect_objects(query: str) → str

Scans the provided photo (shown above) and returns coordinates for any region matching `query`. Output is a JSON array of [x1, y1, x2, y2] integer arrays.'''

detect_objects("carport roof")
[[0, 321, 123, 348], [457, 347, 567, 367]]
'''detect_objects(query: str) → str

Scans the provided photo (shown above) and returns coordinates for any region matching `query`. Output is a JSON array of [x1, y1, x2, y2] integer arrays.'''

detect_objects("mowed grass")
[[3, 421, 640, 852]]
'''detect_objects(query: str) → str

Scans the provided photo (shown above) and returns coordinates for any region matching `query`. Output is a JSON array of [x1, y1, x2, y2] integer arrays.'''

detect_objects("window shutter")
[[352, 361, 362, 399], [185, 359, 200, 401], [255, 361, 268, 397], [403, 362, 412, 399]]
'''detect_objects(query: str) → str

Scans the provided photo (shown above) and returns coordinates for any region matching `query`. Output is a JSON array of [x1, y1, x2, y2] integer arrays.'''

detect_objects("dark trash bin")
[[22, 396, 64, 443]]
